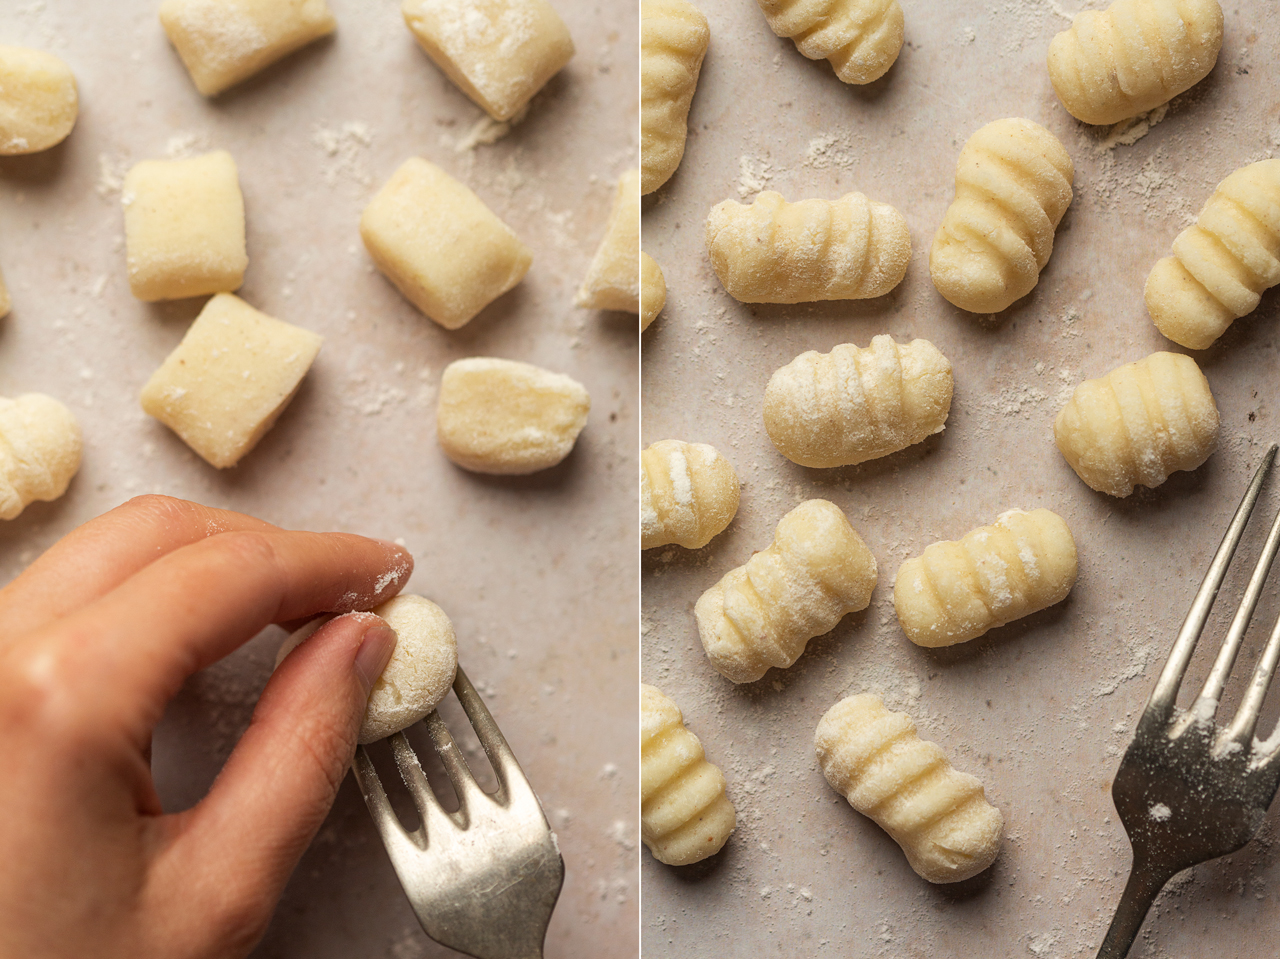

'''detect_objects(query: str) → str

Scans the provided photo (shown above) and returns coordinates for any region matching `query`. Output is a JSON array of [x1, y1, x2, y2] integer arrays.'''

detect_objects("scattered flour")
[[311, 121, 374, 187], [736, 155, 773, 198]]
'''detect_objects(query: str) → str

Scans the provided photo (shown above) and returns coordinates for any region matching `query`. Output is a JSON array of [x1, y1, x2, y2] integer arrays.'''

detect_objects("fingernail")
[[354, 625, 397, 698]]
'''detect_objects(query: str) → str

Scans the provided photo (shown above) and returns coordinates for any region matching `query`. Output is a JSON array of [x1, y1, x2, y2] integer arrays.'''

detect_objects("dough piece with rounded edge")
[[695, 499, 877, 683], [641, 684, 736, 865], [764, 336, 952, 468], [576, 169, 640, 312], [1047, 0, 1222, 126], [0, 393, 81, 521], [640, 253, 666, 331], [0, 266, 10, 318], [123, 150, 248, 303], [930, 118, 1074, 314], [757, 0, 902, 85], [707, 190, 910, 304], [402, 0, 574, 122], [641, 440, 739, 550], [815, 694, 1004, 883], [278, 594, 458, 745], [641, 0, 709, 195], [0, 46, 77, 155], [140, 293, 323, 469], [1145, 159, 1280, 350], [437, 357, 589, 474], [893, 508, 1077, 648], [361, 158, 532, 330], [159, 0, 337, 97]]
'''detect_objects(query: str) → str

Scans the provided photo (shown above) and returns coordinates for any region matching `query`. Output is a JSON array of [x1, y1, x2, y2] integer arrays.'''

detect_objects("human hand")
[[0, 495, 413, 959]]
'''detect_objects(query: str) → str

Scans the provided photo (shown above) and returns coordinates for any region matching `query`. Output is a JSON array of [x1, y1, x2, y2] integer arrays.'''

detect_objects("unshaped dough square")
[[159, 0, 337, 97], [0, 45, 78, 155], [124, 150, 248, 302], [140, 293, 322, 468], [360, 158, 532, 329], [402, 0, 574, 121], [576, 168, 640, 312]]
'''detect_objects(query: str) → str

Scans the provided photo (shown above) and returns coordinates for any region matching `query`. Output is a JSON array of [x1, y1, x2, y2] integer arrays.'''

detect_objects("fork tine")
[[1224, 607, 1280, 747], [452, 665, 533, 806], [352, 746, 409, 840], [389, 730, 459, 836], [422, 709, 488, 815], [1146, 444, 1278, 722]]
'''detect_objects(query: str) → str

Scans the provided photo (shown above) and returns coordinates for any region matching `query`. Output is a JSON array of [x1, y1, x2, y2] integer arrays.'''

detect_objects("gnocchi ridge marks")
[[757, 0, 903, 85], [641, 0, 710, 195]]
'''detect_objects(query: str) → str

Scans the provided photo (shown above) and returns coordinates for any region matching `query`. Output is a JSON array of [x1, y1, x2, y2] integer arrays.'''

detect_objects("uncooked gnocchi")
[[815, 694, 1004, 884], [641, 684, 736, 865], [756, 0, 903, 85], [1055, 352, 1219, 497], [0, 266, 10, 318], [930, 118, 1074, 314], [1047, 0, 1223, 126], [706, 191, 910, 304], [764, 336, 952, 468], [640, 252, 666, 331], [0, 393, 81, 521], [1145, 159, 1280, 350], [0, 46, 77, 155], [576, 169, 640, 313], [641, 440, 739, 550], [641, 0, 710, 195], [893, 509, 1077, 648], [695, 499, 877, 683]]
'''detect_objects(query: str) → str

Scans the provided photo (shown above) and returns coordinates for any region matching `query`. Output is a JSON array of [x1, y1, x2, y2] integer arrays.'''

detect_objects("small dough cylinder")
[[641, 684, 736, 865], [0, 45, 77, 155], [893, 508, 1078, 648], [576, 169, 641, 313], [641, 0, 710, 195], [1054, 351, 1219, 497], [706, 190, 910, 304], [764, 336, 952, 468], [0, 393, 82, 521], [640, 252, 666, 331], [930, 118, 1074, 314], [641, 440, 739, 550], [695, 499, 877, 683], [815, 694, 1004, 884], [756, 0, 903, 85]]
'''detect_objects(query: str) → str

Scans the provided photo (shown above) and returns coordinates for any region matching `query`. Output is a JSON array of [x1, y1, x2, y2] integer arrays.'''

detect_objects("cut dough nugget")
[[0, 266, 10, 318], [576, 169, 640, 313], [402, 0, 574, 122], [641, 0, 710, 195], [0, 46, 77, 155], [815, 694, 1004, 884], [757, 0, 903, 85], [893, 509, 1078, 648], [0, 393, 81, 521], [641, 440, 739, 550], [640, 253, 666, 331]]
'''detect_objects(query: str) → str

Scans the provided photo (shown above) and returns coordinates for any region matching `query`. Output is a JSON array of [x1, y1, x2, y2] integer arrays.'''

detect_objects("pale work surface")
[[0, 2, 637, 957], [642, 2, 1280, 956]]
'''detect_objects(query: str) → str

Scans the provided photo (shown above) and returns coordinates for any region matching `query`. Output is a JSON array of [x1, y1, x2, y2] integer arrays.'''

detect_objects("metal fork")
[[1098, 443, 1280, 958], [352, 665, 564, 959]]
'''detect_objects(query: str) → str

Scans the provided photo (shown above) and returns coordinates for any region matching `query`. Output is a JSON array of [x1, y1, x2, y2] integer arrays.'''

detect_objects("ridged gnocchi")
[[641, 684, 736, 865], [815, 694, 1004, 884], [641, 253, 666, 331], [0, 393, 82, 521], [706, 190, 910, 304], [641, 440, 739, 550], [1145, 159, 1280, 350], [764, 336, 952, 468], [930, 118, 1074, 314], [641, 0, 710, 195], [893, 509, 1078, 648], [756, 0, 903, 85], [1047, 0, 1223, 126], [695, 499, 877, 683], [1055, 352, 1219, 497]]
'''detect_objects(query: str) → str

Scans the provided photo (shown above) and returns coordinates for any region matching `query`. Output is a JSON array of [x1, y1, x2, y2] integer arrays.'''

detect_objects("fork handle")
[[1096, 859, 1177, 959]]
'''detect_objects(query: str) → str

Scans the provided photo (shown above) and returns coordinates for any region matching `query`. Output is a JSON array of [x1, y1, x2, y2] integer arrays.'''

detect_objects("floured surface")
[[642, 1, 1280, 954]]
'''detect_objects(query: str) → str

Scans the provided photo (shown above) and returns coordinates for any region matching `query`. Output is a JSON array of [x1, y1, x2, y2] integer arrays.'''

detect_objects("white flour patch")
[[737, 155, 773, 198], [311, 121, 374, 187]]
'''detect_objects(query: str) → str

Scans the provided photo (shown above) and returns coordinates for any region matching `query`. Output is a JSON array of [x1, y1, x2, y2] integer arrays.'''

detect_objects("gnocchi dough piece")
[[893, 509, 1078, 648], [279, 595, 458, 745], [695, 499, 877, 684], [0, 393, 81, 521], [930, 118, 1074, 314], [437, 357, 590, 474], [402, 0, 574, 122], [159, 0, 337, 97], [764, 336, 952, 468], [576, 169, 640, 312], [641, 684, 736, 865], [815, 694, 1004, 884], [641, 0, 710, 195], [0, 265, 10, 318], [641, 440, 739, 550], [640, 252, 666, 331], [0, 46, 77, 155], [756, 0, 903, 85], [1047, 0, 1222, 126], [361, 158, 532, 330], [706, 191, 910, 304], [123, 150, 248, 303], [1145, 159, 1280, 350], [1054, 351, 1219, 497], [140, 293, 323, 469]]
